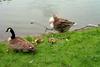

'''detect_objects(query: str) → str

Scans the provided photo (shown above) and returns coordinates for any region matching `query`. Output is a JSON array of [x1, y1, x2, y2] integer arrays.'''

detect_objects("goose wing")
[[9, 37, 35, 51]]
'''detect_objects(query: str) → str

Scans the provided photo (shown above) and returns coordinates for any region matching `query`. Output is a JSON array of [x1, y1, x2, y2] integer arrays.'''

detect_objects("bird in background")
[[49, 14, 76, 33]]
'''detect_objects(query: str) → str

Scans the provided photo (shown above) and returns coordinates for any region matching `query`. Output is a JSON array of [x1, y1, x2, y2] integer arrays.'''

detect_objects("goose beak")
[[6, 29, 9, 32], [6, 28, 8, 32]]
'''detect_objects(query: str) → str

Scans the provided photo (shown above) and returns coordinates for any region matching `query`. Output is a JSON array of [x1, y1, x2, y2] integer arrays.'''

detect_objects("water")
[[0, 0, 100, 41]]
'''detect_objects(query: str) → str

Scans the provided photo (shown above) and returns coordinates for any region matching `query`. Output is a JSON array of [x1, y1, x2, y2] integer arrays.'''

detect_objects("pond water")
[[0, 0, 100, 41]]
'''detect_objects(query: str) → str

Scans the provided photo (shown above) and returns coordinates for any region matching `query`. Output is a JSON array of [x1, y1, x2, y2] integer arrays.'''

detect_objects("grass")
[[0, 27, 100, 67]]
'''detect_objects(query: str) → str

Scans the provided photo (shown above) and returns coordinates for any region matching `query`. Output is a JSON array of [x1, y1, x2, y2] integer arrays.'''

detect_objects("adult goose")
[[49, 15, 76, 33], [6, 27, 36, 52]]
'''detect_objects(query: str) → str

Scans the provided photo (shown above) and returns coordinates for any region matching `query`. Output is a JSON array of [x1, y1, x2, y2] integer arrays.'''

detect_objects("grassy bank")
[[0, 27, 100, 67]]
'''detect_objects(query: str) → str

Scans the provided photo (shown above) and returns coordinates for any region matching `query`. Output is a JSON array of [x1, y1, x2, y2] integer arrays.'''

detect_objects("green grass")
[[0, 27, 100, 67]]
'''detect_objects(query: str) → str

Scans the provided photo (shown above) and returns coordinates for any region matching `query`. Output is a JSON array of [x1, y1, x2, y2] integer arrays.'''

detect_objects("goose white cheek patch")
[[8, 29, 11, 32]]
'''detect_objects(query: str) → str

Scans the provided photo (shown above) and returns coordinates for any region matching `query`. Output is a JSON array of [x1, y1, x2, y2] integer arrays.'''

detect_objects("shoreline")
[[0, 24, 100, 41]]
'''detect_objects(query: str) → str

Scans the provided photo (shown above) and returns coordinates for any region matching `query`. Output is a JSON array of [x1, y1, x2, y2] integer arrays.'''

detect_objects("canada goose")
[[49, 15, 75, 32], [6, 27, 36, 52]]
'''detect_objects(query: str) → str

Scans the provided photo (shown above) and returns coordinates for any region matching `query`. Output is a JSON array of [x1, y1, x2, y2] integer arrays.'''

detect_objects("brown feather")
[[9, 37, 36, 52], [53, 17, 75, 32]]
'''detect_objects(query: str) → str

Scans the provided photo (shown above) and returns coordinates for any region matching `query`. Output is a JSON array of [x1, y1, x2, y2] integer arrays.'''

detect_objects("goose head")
[[49, 15, 59, 28], [6, 27, 15, 40]]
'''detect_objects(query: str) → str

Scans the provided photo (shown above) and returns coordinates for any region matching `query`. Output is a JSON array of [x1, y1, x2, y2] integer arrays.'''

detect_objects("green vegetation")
[[0, 27, 100, 67]]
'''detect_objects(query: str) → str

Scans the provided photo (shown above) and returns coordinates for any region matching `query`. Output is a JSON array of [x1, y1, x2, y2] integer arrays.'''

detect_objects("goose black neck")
[[10, 29, 15, 39]]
